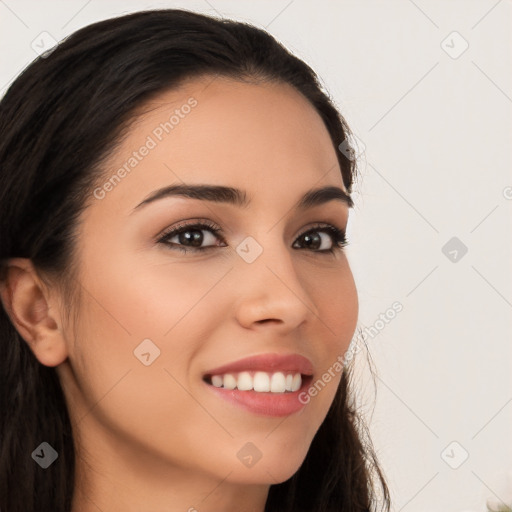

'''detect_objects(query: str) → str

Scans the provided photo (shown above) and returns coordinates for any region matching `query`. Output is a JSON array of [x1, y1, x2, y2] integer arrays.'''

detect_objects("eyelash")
[[156, 220, 349, 255]]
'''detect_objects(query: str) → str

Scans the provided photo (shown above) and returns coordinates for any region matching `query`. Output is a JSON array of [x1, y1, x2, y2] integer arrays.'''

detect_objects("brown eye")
[[293, 224, 348, 254], [157, 221, 226, 253], [157, 221, 348, 255]]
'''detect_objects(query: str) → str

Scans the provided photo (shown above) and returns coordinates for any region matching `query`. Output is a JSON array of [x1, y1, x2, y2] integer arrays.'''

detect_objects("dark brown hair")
[[0, 8, 391, 512]]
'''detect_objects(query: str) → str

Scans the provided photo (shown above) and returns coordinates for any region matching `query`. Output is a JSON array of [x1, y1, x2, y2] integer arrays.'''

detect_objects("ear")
[[0, 257, 68, 367]]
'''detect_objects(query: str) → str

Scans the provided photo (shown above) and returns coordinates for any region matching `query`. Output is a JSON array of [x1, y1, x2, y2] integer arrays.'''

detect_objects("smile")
[[204, 370, 303, 393], [202, 352, 315, 417]]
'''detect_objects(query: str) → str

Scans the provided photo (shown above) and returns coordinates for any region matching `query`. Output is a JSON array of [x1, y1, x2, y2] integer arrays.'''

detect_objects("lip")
[[203, 352, 314, 377], [202, 352, 314, 417]]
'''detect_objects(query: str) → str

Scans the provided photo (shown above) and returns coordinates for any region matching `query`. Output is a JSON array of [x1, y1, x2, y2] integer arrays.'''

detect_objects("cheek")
[[331, 271, 359, 364], [301, 266, 357, 418], [306, 261, 359, 350], [68, 250, 232, 413], [65, 257, 235, 472], [106, 254, 231, 337], [79, 244, 230, 346]]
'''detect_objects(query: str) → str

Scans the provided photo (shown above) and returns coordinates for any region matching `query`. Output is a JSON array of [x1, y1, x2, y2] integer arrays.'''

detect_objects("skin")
[[0, 76, 358, 512]]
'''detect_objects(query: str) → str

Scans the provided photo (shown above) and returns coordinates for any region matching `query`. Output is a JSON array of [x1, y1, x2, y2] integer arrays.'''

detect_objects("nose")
[[231, 238, 320, 333]]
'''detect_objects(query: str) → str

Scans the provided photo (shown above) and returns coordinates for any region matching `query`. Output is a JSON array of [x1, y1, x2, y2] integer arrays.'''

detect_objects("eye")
[[156, 220, 349, 254], [157, 220, 226, 253], [293, 224, 349, 254]]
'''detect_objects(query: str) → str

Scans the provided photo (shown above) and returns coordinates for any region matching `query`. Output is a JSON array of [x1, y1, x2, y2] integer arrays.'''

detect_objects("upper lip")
[[203, 353, 314, 377]]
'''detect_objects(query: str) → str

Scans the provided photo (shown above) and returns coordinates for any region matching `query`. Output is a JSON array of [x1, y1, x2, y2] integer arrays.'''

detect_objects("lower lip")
[[203, 376, 313, 417]]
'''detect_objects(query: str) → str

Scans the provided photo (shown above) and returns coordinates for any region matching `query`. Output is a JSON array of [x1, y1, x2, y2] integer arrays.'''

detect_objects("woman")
[[0, 8, 391, 512]]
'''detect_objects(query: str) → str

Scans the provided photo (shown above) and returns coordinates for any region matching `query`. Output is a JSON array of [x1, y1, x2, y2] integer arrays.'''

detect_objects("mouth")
[[202, 370, 313, 393], [201, 353, 314, 417]]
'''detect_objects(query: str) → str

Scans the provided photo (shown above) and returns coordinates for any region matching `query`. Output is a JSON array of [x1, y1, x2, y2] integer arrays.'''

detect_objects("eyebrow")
[[130, 183, 354, 214]]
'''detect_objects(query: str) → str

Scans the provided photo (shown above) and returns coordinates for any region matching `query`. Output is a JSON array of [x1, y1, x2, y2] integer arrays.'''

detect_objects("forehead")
[[91, 76, 347, 214]]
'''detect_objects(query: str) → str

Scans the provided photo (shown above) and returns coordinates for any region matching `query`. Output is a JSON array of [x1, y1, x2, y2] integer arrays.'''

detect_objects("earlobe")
[[0, 258, 68, 367]]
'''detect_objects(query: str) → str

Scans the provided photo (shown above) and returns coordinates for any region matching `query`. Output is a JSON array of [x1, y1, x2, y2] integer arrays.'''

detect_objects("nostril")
[[255, 319, 281, 325]]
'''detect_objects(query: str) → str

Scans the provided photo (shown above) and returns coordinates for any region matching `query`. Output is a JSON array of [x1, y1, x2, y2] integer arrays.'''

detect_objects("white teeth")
[[253, 371, 270, 392], [237, 371, 252, 391], [208, 371, 303, 393], [211, 375, 223, 388], [223, 373, 237, 390], [270, 372, 286, 393], [291, 373, 302, 392]]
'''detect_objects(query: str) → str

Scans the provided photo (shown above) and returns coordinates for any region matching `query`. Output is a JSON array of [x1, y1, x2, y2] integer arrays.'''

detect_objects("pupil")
[[303, 233, 320, 250], [180, 230, 203, 247]]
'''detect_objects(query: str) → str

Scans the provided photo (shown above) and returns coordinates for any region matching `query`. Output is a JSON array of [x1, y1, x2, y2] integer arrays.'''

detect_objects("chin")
[[216, 444, 310, 485]]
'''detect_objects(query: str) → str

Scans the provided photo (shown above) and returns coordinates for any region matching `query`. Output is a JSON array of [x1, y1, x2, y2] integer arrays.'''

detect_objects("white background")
[[1, 1, 511, 511]]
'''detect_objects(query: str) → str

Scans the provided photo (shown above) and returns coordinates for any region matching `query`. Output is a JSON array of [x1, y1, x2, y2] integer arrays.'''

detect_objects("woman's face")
[[56, 76, 358, 496]]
